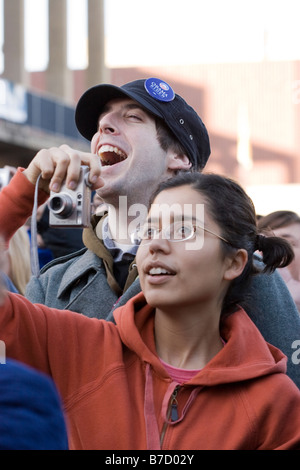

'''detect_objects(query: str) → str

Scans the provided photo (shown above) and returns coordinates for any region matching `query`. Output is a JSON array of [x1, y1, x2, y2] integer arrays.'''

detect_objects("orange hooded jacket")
[[0, 290, 300, 450]]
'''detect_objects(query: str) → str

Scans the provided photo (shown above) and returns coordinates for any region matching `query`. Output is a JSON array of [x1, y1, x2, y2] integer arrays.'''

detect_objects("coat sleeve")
[[0, 292, 59, 374], [0, 291, 109, 400], [0, 168, 48, 245], [245, 257, 300, 389]]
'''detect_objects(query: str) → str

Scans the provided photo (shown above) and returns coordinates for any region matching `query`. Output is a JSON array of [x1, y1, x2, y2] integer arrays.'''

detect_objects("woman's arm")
[[0, 168, 48, 245]]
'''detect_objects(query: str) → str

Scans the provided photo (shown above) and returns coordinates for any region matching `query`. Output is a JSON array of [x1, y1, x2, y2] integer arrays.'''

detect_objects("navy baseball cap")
[[75, 78, 211, 170]]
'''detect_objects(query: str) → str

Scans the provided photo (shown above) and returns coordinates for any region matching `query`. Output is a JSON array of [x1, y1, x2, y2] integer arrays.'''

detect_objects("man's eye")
[[126, 113, 142, 121]]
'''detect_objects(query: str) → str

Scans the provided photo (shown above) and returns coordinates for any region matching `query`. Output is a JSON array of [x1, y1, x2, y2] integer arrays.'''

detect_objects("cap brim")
[[75, 83, 164, 141]]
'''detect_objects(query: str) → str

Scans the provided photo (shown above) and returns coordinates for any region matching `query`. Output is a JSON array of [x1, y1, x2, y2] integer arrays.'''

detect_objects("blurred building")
[[0, 0, 107, 168], [108, 63, 300, 186], [0, 0, 299, 214]]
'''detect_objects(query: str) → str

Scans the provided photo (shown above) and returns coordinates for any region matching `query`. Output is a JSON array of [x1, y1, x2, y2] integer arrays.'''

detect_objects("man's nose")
[[99, 113, 118, 134]]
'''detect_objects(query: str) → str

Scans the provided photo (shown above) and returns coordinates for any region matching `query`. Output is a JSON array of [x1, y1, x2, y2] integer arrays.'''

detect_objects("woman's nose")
[[147, 233, 172, 254]]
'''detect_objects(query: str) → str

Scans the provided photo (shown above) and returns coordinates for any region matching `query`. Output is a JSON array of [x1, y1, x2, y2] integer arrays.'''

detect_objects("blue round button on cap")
[[144, 78, 175, 102]]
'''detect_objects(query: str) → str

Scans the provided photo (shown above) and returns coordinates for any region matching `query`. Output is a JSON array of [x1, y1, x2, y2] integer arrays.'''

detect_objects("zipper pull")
[[171, 401, 178, 421], [170, 386, 179, 422]]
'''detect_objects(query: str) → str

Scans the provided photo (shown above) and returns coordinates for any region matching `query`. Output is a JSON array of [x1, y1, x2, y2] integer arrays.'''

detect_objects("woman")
[[0, 172, 299, 450], [258, 210, 300, 313]]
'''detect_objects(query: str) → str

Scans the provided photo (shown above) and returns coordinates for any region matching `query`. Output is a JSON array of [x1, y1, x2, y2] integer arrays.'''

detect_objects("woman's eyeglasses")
[[131, 221, 229, 245]]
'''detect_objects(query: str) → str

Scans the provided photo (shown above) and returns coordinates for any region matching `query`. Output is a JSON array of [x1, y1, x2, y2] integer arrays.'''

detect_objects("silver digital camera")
[[0, 168, 14, 191], [48, 166, 92, 228]]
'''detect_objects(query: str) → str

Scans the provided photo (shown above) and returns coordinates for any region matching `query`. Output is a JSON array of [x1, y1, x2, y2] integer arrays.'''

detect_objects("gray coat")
[[26, 247, 140, 320]]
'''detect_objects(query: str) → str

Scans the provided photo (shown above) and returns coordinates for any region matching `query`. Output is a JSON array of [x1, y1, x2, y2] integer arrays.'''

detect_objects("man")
[[0, 77, 299, 388]]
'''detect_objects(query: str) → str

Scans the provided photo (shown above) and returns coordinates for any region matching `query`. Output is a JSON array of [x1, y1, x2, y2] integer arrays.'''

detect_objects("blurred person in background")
[[2, 226, 31, 295], [1, 273, 18, 293], [258, 210, 300, 313], [0, 359, 69, 450]]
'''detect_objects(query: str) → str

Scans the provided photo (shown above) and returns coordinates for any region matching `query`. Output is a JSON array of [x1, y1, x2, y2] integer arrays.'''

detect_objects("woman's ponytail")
[[255, 234, 294, 273]]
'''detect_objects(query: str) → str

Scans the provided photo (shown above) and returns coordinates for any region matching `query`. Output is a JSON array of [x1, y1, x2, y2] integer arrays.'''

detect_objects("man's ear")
[[167, 152, 192, 171], [224, 249, 248, 281]]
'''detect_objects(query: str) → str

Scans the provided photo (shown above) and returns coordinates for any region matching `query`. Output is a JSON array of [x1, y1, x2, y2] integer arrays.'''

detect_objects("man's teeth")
[[98, 145, 126, 158], [149, 267, 171, 275]]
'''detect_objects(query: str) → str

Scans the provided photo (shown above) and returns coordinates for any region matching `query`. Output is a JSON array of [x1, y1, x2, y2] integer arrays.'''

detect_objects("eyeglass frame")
[[130, 220, 229, 245]]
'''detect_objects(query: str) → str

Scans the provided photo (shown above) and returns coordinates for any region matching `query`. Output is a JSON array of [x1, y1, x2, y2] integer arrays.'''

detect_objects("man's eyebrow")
[[123, 103, 147, 112], [99, 102, 147, 120]]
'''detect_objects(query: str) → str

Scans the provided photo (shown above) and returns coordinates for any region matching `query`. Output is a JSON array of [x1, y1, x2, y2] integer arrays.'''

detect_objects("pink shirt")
[[160, 338, 226, 383], [160, 359, 199, 383]]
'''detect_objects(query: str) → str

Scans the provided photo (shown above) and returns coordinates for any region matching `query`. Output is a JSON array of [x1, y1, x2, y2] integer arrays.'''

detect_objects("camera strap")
[[30, 174, 42, 278]]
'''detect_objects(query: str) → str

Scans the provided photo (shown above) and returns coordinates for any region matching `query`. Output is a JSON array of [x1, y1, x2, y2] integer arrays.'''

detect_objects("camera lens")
[[48, 193, 74, 218]]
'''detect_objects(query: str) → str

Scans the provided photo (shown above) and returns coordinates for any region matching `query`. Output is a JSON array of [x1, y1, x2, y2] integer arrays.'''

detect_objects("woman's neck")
[[154, 304, 223, 370]]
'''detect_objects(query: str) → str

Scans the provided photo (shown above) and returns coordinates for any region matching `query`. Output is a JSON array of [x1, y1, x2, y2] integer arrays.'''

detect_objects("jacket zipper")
[[160, 385, 181, 447]]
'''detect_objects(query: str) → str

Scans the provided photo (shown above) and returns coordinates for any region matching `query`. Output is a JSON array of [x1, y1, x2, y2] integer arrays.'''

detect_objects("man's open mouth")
[[98, 145, 127, 166]]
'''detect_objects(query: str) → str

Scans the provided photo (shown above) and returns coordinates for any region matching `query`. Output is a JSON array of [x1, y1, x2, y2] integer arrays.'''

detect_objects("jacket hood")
[[113, 292, 287, 387]]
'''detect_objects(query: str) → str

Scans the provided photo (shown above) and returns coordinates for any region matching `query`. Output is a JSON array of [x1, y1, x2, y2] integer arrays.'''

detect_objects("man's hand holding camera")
[[23, 144, 104, 194]]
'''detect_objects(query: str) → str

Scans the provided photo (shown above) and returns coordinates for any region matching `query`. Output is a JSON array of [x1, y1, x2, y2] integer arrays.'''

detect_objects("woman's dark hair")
[[148, 172, 294, 314]]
